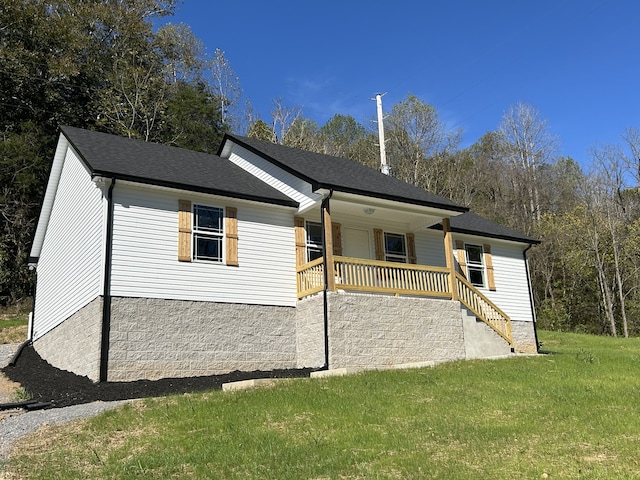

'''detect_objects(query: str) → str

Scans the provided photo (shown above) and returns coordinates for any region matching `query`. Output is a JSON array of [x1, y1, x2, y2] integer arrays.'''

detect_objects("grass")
[[0, 314, 28, 344], [7, 331, 640, 479]]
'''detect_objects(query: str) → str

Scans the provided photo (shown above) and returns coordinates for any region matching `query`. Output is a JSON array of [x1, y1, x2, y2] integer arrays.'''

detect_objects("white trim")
[[29, 135, 69, 263]]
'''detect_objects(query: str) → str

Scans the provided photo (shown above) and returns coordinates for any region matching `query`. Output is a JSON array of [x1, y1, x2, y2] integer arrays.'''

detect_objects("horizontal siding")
[[33, 148, 105, 339], [487, 242, 535, 323], [415, 229, 447, 267], [227, 144, 322, 211], [453, 234, 534, 323], [109, 184, 297, 306]]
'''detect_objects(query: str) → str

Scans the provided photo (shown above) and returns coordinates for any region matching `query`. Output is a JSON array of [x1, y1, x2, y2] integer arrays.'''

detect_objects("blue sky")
[[167, 0, 639, 169]]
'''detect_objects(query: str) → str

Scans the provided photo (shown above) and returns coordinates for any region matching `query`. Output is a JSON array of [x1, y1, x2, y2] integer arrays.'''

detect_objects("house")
[[28, 126, 540, 382]]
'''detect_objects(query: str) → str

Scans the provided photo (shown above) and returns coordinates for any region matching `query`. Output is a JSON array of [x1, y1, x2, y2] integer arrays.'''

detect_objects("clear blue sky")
[[167, 0, 639, 169]]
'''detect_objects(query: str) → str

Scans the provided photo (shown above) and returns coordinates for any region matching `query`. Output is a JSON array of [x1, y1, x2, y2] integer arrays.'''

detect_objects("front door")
[[343, 228, 371, 259]]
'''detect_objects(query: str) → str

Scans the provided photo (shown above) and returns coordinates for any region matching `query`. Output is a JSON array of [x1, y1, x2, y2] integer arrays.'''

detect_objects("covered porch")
[[294, 193, 513, 347]]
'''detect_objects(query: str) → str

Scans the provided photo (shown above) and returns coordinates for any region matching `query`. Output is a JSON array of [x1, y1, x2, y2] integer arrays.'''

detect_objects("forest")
[[2, 0, 639, 337]]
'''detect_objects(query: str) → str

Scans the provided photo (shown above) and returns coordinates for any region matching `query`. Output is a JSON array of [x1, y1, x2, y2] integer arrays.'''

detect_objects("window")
[[465, 244, 485, 287], [306, 221, 323, 262], [193, 205, 224, 262], [384, 232, 407, 263]]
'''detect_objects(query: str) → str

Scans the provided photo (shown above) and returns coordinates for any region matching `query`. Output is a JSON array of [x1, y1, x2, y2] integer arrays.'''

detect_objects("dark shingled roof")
[[221, 134, 468, 213], [430, 212, 540, 244], [60, 126, 298, 208]]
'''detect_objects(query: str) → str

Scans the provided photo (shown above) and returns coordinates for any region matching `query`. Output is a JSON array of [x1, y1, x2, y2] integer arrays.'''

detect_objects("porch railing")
[[334, 256, 451, 298], [455, 272, 512, 345], [297, 256, 512, 346]]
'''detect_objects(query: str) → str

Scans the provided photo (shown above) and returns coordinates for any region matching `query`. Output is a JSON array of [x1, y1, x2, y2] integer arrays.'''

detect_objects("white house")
[[28, 126, 540, 382]]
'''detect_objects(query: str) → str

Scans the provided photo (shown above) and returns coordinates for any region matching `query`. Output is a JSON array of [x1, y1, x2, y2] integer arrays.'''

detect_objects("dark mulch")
[[2, 344, 314, 409]]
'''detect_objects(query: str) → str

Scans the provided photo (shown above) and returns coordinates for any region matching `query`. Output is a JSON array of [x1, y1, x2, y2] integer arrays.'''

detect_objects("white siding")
[[226, 144, 323, 212], [33, 148, 105, 339], [109, 184, 298, 306], [453, 235, 534, 323], [415, 229, 447, 267]]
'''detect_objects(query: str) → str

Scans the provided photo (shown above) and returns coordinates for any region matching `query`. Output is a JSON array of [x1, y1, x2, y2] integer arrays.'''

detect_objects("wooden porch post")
[[443, 217, 458, 301], [323, 202, 335, 292]]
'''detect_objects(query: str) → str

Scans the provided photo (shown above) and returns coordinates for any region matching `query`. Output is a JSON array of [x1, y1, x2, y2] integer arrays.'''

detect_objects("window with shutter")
[[179, 201, 238, 265]]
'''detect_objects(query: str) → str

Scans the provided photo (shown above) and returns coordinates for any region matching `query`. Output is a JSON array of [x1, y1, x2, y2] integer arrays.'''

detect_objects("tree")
[[210, 49, 243, 132], [0, 0, 224, 306], [498, 102, 558, 230], [385, 94, 461, 190]]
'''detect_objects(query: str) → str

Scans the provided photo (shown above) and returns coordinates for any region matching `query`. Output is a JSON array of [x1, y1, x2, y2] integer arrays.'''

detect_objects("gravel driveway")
[[0, 344, 129, 460]]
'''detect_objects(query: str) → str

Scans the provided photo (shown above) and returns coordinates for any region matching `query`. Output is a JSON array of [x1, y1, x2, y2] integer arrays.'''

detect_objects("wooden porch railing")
[[296, 257, 325, 298], [454, 272, 513, 346], [297, 256, 512, 346], [334, 256, 451, 298]]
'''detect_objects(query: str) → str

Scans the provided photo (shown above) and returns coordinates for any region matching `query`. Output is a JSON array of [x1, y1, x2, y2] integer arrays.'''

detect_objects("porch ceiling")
[[328, 193, 458, 231]]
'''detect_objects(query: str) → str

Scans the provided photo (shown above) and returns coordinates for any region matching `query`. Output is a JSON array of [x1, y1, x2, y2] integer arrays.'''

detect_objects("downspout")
[[523, 243, 540, 353], [28, 269, 37, 341], [321, 189, 334, 370], [99, 178, 116, 382]]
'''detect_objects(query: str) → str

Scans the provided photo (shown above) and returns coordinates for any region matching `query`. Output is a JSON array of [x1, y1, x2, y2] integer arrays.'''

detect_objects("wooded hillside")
[[2, 0, 638, 337]]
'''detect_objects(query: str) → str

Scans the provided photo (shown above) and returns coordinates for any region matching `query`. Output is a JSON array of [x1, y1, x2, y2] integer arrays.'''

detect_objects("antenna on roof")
[[373, 93, 389, 175]]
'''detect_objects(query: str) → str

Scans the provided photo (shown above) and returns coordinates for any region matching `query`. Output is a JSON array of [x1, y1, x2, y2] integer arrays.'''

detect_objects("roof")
[[430, 212, 540, 244], [220, 134, 468, 213], [60, 126, 298, 208]]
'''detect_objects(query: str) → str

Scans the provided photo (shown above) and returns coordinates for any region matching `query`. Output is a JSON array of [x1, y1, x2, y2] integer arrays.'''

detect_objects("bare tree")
[[385, 94, 461, 190], [270, 98, 303, 145], [498, 102, 558, 226], [210, 49, 242, 131]]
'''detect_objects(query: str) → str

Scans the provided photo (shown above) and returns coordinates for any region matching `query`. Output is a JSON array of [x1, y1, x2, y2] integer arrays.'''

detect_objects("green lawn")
[[7, 331, 640, 479]]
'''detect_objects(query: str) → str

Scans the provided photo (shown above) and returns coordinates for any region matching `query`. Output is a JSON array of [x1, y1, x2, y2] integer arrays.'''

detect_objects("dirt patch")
[[2, 344, 314, 409], [0, 327, 27, 345]]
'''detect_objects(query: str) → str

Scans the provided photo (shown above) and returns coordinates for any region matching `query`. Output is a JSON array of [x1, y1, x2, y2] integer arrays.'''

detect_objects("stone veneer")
[[33, 297, 103, 381], [295, 293, 325, 368], [326, 293, 468, 368], [511, 320, 539, 354], [107, 297, 299, 381], [33, 293, 537, 383]]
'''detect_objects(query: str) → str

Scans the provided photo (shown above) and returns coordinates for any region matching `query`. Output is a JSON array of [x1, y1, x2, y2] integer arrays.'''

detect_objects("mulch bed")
[[2, 344, 314, 409]]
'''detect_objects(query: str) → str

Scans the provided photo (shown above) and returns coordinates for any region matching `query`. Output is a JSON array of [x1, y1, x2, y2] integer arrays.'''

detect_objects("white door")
[[343, 228, 371, 259]]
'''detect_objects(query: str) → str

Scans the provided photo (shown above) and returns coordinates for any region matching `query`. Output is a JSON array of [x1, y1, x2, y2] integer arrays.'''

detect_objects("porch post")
[[323, 201, 335, 292], [443, 217, 458, 301]]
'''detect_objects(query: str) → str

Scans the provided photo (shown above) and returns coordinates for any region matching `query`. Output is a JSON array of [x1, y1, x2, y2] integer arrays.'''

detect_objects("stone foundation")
[[33, 297, 103, 382], [295, 293, 325, 368], [511, 320, 539, 354], [327, 293, 467, 369], [32, 293, 529, 382], [107, 297, 298, 381]]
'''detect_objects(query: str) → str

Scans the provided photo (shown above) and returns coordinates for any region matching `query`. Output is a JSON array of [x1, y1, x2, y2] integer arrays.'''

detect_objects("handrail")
[[454, 272, 513, 345], [296, 257, 512, 346], [296, 257, 324, 299], [333, 256, 451, 298]]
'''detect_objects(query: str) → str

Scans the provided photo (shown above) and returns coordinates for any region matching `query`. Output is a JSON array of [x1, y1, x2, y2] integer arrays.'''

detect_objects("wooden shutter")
[[483, 244, 496, 291], [406, 233, 417, 264], [225, 207, 239, 267], [178, 200, 192, 262], [294, 216, 306, 266], [332, 223, 342, 256], [455, 240, 466, 276], [373, 228, 384, 261]]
